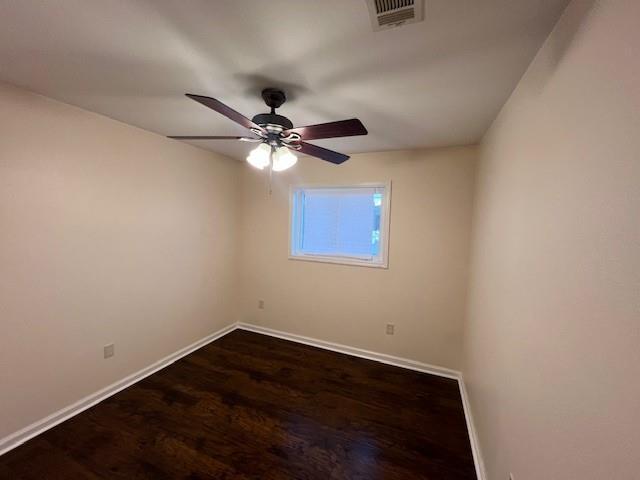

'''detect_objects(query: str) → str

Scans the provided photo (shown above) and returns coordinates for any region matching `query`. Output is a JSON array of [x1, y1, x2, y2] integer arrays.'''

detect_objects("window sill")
[[288, 255, 388, 269]]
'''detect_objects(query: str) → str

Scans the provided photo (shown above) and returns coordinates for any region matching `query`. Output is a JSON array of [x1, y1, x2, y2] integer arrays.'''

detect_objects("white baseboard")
[[0, 322, 236, 456], [459, 374, 487, 480], [1, 321, 485, 480], [236, 322, 460, 379]]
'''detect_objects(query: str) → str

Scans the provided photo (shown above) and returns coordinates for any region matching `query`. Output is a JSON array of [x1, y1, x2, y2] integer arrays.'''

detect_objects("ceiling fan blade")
[[167, 135, 247, 140], [296, 142, 350, 164], [185, 94, 264, 132], [283, 119, 367, 140]]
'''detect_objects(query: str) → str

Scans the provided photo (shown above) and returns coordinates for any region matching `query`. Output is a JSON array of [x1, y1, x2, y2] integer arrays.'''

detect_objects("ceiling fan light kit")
[[272, 146, 298, 172], [168, 88, 368, 172], [246, 143, 271, 170]]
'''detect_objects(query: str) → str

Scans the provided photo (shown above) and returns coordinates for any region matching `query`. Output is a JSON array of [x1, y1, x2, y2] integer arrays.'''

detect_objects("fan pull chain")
[[268, 147, 274, 195]]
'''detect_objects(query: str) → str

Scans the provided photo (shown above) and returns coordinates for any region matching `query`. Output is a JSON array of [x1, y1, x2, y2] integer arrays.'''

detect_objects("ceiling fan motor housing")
[[251, 112, 293, 130]]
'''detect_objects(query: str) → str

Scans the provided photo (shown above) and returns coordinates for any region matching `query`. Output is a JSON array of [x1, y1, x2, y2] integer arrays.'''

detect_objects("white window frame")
[[289, 182, 391, 269]]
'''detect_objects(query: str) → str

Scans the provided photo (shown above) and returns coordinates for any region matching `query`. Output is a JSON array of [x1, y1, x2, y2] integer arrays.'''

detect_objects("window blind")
[[297, 187, 383, 258]]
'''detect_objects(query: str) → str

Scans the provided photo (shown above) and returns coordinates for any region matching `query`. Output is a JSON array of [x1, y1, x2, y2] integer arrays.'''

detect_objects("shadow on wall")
[[527, 0, 598, 94]]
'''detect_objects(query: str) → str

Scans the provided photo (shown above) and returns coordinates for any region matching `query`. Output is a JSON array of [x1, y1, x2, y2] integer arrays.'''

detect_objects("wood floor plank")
[[0, 330, 476, 479]]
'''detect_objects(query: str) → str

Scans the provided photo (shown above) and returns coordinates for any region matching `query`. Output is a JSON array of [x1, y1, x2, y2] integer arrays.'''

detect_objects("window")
[[290, 183, 391, 268]]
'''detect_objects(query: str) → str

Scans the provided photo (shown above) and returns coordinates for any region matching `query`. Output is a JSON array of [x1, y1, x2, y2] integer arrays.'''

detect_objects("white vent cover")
[[366, 0, 424, 31]]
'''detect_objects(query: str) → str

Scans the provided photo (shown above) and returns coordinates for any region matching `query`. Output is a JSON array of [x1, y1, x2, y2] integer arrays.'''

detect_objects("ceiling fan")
[[168, 88, 368, 171]]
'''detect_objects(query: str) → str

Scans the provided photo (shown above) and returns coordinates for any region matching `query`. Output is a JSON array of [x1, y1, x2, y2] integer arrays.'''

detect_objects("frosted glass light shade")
[[246, 143, 271, 169], [272, 147, 298, 172]]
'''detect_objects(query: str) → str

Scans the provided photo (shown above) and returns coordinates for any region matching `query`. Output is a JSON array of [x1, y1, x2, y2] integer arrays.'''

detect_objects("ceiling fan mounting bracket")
[[261, 88, 287, 110]]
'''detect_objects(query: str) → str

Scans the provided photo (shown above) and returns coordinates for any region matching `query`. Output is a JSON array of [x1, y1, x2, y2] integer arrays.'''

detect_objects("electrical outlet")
[[386, 323, 395, 335], [103, 343, 115, 359], [258, 299, 265, 309]]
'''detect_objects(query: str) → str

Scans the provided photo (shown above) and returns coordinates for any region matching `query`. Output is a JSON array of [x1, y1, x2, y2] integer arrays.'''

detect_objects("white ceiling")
[[0, 0, 569, 160]]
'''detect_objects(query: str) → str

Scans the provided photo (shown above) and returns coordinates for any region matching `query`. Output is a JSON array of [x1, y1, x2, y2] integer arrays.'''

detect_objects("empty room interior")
[[1, 1, 638, 479]]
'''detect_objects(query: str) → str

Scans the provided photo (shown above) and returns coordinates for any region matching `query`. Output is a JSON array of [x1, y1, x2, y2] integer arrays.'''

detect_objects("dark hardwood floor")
[[0, 330, 476, 479]]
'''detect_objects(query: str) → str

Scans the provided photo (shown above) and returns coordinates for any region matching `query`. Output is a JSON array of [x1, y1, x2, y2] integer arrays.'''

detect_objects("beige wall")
[[463, 0, 640, 478], [0, 82, 240, 439], [238, 147, 477, 370]]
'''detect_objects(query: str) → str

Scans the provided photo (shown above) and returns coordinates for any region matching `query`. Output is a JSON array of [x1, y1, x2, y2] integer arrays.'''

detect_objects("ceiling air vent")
[[366, 0, 424, 31]]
